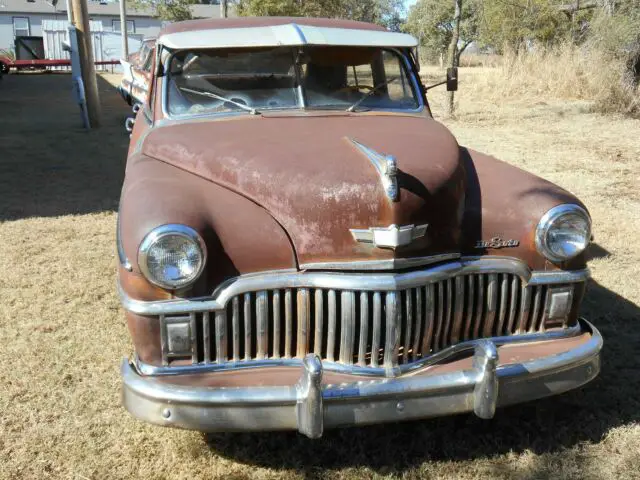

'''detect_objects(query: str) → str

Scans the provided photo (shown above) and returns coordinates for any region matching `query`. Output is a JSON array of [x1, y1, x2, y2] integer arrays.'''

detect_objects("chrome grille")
[[161, 272, 571, 370]]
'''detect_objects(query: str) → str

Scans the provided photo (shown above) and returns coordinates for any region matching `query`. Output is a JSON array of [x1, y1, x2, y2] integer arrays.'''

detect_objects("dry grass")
[[439, 44, 640, 116], [1, 71, 639, 480]]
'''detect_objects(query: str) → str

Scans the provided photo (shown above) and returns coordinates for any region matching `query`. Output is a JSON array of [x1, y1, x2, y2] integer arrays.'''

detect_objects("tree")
[[236, 0, 404, 28], [403, 0, 479, 63], [477, 0, 572, 52], [129, 0, 196, 21]]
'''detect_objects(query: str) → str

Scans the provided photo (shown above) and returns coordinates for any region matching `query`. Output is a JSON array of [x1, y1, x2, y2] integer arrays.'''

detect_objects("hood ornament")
[[350, 139, 398, 202], [350, 224, 428, 250]]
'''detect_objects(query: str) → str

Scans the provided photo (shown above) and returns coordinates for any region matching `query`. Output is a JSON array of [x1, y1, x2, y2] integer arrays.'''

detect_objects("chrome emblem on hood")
[[350, 224, 429, 250], [350, 139, 399, 201]]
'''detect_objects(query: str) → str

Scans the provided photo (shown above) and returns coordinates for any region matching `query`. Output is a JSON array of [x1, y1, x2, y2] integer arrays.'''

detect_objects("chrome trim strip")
[[121, 319, 601, 438], [119, 259, 591, 317], [136, 322, 583, 378], [299, 253, 460, 271], [116, 213, 133, 272]]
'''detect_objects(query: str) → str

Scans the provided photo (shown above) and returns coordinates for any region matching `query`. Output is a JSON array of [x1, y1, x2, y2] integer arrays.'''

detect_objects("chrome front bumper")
[[122, 319, 602, 439]]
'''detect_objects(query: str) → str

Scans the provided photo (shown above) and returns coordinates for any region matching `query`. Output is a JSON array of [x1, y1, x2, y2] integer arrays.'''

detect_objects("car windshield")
[[166, 46, 420, 117]]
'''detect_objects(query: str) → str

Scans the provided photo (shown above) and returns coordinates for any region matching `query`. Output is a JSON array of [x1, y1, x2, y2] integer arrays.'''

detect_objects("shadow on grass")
[[206, 274, 640, 474], [0, 73, 131, 220]]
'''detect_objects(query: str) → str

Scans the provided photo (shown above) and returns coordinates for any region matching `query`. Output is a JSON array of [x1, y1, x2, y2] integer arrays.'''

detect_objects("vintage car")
[[118, 17, 602, 439], [119, 38, 155, 106]]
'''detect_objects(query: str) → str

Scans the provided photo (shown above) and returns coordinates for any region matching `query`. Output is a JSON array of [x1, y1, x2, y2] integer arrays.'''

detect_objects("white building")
[[0, 0, 223, 55]]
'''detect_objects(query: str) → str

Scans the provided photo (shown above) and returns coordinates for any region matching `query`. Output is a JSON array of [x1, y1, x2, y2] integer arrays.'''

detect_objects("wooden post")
[[446, 0, 462, 117], [119, 0, 129, 60], [71, 0, 101, 128], [220, 0, 228, 18]]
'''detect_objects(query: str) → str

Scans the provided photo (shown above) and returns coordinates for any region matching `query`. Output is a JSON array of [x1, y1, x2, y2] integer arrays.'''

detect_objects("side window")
[[381, 51, 413, 102], [346, 64, 375, 90]]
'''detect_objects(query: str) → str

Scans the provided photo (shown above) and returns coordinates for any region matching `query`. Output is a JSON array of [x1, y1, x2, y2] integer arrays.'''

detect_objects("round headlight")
[[138, 225, 206, 289], [535, 204, 591, 263]]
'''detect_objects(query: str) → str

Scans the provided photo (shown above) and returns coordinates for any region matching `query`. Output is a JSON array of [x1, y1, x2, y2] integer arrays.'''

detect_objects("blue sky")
[[404, 0, 417, 7]]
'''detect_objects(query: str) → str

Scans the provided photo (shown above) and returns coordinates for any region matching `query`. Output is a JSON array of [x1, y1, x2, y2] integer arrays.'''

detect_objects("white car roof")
[[158, 23, 418, 50]]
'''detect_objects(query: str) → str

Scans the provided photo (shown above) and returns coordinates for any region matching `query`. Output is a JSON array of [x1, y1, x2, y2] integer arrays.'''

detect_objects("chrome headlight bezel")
[[138, 224, 207, 290], [535, 204, 591, 263]]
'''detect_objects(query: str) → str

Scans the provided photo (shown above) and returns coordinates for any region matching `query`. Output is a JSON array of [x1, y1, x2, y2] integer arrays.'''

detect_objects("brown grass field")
[[0, 70, 639, 480]]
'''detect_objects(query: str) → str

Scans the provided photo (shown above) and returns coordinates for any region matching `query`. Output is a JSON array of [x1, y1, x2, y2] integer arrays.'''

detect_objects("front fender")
[[118, 154, 297, 300], [460, 147, 589, 271]]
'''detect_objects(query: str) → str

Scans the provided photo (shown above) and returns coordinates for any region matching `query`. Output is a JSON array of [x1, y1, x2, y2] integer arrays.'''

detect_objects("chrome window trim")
[[119, 257, 591, 317], [138, 224, 207, 289], [161, 47, 425, 121], [535, 204, 592, 263], [135, 322, 583, 377]]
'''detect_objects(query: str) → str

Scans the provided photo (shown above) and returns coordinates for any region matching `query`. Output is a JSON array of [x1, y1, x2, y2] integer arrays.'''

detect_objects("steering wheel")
[[336, 85, 375, 94]]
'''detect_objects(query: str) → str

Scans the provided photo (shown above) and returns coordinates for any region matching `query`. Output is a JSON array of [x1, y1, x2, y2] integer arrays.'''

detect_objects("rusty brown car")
[[118, 17, 602, 439]]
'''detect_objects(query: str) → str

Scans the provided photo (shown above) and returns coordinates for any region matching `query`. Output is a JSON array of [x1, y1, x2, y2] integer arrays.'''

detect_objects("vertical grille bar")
[[243, 293, 252, 361], [384, 292, 400, 369], [443, 279, 454, 347], [256, 291, 268, 359], [451, 276, 465, 344], [530, 286, 543, 333], [284, 289, 293, 359], [371, 292, 382, 367], [539, 287, 549, 332], [297, 289, 310, 357], [422, 284, 435, 355], [314, 289, 324, 356], [483, 274, 498, 337], [340, 291, 355, 364], [215, 310, 227, 363], [507, 276, 519, 333], [232, 297, 240, 362], [272, 290, 280, 359], [189, 313, 198, 364], [464, 275, 475, 341], [473, 275, 485, 338], [518, 286, 532, 334], [203, 311, 211, 364], [497, 274, 509, 335], [412, 287, 422, 361], [433, 282, 444, 351], [403, 290, 413, 364], [358, 292, 369, 366], [326, 290, 337, 362]]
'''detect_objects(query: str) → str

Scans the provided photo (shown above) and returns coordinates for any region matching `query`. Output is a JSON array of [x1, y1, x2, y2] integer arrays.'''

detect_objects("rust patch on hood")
[[142, 114, 465, 266]]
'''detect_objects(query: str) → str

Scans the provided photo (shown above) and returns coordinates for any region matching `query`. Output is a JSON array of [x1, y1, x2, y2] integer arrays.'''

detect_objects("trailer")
[[0, 57, 119, 73]]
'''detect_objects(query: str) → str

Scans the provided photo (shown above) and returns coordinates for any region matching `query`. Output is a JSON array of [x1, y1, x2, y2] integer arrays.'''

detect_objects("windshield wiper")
[[179, 87, 261, 115], [346, 77, 399, 113]]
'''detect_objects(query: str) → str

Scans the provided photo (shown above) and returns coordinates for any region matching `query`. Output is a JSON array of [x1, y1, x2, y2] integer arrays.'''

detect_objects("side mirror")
[[447, 67, 458, 92]]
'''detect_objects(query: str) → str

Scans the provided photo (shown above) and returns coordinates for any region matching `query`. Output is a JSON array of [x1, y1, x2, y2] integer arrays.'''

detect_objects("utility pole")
[[71, 0, 101, 127], [446, 0, 462, 117], [119, 0, 129, 60], [220, 0, 228, 18]]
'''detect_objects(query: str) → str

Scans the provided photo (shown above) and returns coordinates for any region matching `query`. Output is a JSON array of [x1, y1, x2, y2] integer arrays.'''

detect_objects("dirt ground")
[[0, 71, 639, 480]]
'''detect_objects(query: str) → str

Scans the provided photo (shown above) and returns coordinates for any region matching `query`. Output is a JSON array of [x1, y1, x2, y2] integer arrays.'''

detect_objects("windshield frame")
[[161, 46, 425, 120]]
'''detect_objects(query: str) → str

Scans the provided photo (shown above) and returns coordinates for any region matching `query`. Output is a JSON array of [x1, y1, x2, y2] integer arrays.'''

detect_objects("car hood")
[[142, 114, 466, 267]]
